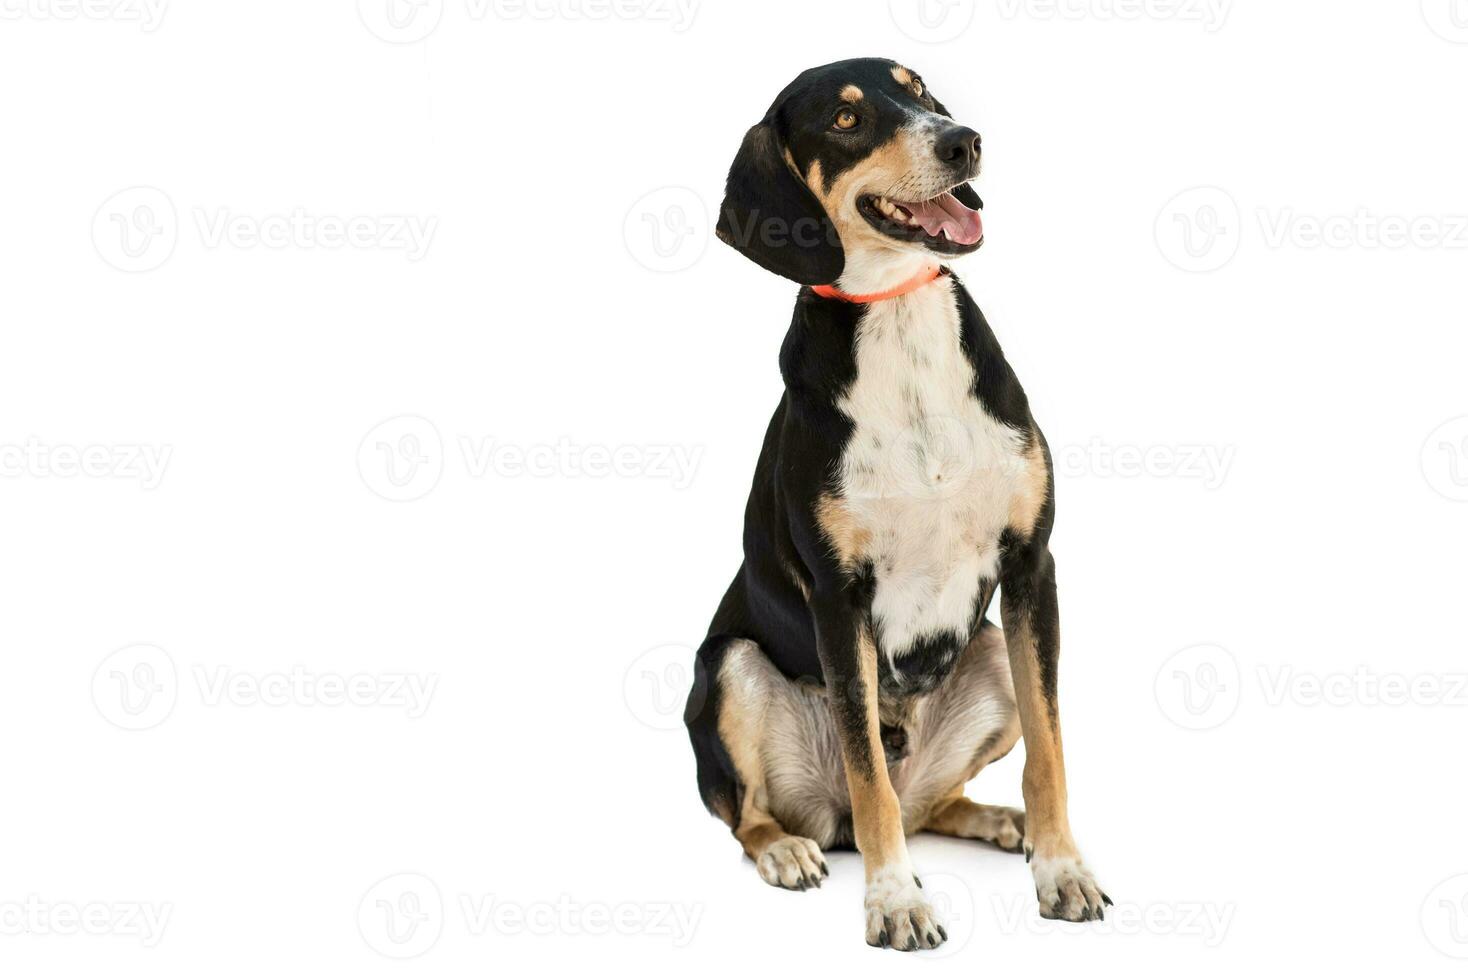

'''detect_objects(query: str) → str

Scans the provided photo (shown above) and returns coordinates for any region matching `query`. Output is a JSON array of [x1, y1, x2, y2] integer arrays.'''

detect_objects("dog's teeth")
[[940, 228, 950, 240]]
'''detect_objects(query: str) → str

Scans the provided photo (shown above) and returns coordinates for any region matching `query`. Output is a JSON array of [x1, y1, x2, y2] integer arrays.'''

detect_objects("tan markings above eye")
[[840, 84, 863, 103], [834, 109, 859, 130]]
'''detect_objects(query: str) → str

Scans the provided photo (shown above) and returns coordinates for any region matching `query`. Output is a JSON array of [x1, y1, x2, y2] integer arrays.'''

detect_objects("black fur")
[[686, 58, 1062, 828], [715, 59, 983, 284], [716, 122, 844, 285]]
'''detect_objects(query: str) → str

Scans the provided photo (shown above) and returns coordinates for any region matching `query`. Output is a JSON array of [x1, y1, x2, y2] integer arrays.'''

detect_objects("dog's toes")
[[864, 866, 945, 951], [1032, 853, 1107, 922], [756, 836, 828, 891], [990, 807, 1025, 853]]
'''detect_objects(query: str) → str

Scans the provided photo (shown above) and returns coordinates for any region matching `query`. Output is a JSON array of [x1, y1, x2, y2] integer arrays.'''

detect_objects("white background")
[[3, 0, 1468, 974]]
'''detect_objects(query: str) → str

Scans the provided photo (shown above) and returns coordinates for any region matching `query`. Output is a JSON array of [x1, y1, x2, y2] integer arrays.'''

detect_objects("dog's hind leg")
[[924, 796, 1025, 852], [896, 621, 1025, 851], [686, 637, 833, 890]]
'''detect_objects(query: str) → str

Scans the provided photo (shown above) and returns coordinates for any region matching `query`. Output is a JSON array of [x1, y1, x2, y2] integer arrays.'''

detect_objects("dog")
[[683, 58, 1109, 951]]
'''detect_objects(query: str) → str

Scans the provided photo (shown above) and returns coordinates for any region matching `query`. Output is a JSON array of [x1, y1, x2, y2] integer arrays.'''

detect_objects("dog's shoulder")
[[946, 275, 1032, 432]]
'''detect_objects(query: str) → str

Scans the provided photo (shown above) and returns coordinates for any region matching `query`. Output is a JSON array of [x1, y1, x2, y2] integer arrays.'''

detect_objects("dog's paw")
[[984, 806, 1025, 853], [864, 866, 946, 951], [756, 836, 828, 891], [1030, 852, 1109, 922]]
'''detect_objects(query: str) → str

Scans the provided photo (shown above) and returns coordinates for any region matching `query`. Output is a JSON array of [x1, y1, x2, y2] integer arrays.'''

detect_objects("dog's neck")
[[813, 265, 944, 304], [832, 249, 947, 297]]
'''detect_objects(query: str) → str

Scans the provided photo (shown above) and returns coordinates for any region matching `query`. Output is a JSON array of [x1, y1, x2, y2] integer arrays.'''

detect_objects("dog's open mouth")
[[858, 187, 984, 254]]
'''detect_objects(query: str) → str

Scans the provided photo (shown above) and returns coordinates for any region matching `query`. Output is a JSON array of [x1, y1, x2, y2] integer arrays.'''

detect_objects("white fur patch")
[[835, 281, 1028, 661], [864, 863, 944, 949]]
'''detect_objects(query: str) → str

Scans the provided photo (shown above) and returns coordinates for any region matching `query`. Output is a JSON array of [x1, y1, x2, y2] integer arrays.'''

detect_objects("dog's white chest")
[[835, 285, 1029, 657]]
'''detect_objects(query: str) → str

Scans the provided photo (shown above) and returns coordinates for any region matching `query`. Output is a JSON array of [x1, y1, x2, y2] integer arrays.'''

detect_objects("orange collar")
[[810, 265, 946, 303]]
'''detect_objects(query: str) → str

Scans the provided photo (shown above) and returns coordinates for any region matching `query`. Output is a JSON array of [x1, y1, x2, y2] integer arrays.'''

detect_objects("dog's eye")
[[912, 79, 924, 97], [834, 109, 860, 131]]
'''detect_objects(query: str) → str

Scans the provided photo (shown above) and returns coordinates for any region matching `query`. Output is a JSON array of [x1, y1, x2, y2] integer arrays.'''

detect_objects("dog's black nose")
[[936, 126, 982, 171]]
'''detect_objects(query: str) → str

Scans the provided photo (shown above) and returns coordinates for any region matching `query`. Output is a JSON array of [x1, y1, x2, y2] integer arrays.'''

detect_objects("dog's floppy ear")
[[931, 95, 984, 211], [715, 122, 844, 285]]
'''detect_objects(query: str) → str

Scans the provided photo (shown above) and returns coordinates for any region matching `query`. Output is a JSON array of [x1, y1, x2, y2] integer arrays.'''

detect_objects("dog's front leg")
[[999, 537, 1110, 921], [811, 588, 945, 951]]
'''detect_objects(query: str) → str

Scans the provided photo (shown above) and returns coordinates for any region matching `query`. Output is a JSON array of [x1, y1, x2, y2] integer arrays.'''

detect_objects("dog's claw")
[[864, 868, 945, 950], [755, 836, 828, 891], [1033, 854, 1108, 922]]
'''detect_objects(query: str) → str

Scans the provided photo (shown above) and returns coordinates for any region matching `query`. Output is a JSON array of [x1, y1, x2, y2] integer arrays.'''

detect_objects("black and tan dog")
[[684, 58, 1109, 951]]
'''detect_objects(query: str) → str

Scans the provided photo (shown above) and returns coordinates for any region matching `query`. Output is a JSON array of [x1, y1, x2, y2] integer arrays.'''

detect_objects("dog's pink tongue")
[[906, 192, 983, 245]]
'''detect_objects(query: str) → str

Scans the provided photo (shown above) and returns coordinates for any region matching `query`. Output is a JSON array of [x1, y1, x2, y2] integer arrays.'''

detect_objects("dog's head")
[[716, 58, 984, 287]]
